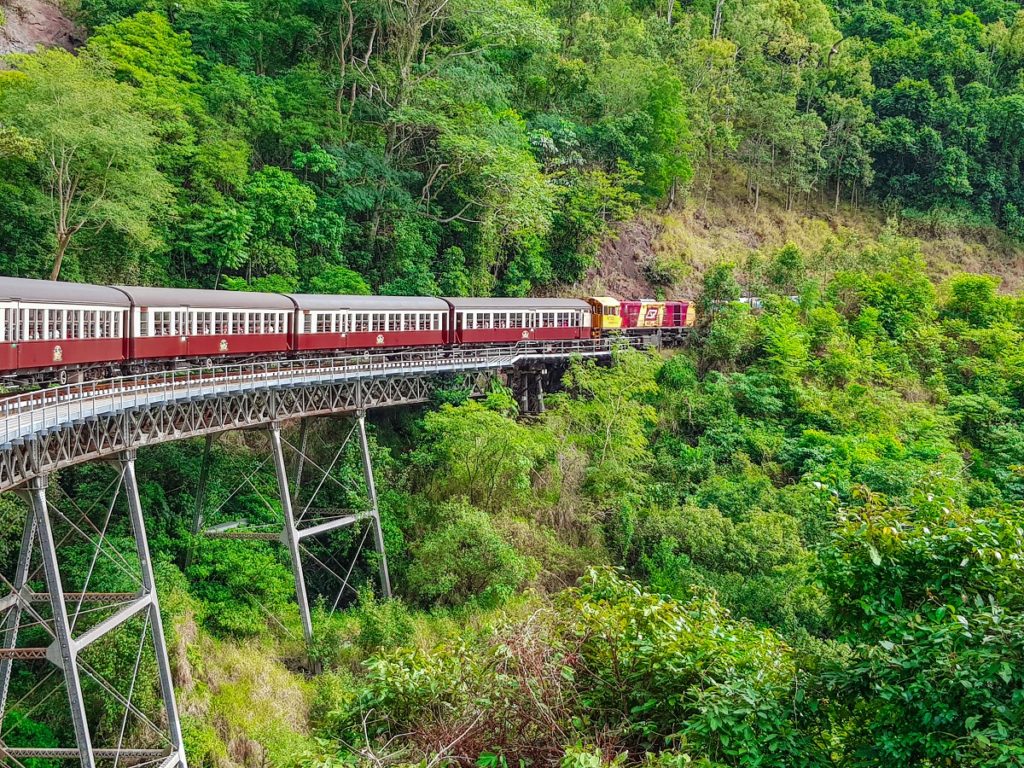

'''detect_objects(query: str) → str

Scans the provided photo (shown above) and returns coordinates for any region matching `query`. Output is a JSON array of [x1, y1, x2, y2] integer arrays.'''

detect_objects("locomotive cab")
[[587, 297, 623, 331]]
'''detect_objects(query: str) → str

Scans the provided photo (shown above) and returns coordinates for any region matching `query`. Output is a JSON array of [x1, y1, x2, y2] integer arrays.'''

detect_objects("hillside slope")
[[587, 178, 1024, 299]]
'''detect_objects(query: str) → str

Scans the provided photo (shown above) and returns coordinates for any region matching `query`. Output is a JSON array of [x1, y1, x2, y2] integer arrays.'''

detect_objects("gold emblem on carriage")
[[521, 330, 529, 339], [219, 339, 229, 352], [52, 345, 63, 362], [376, 334, 385, 345]]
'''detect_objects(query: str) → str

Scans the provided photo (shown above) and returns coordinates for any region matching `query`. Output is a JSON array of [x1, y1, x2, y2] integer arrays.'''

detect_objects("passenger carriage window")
[[316, 313, 329, 334], [496, 313, 508, 329], [510, 313, 523, 329], [230, 312, 242, 334], [48, 310, 62, 340], [215, 312, 230, 335], [26, 309, 42, 341], [371, 313, 384, 332], [11, 308, 23, 342], [387, 313, 400, 332]]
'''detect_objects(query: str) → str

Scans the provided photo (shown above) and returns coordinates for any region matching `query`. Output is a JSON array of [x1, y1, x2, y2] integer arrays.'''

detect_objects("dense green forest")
[[3, 0, 1024, 766], [1, 0, 1024, 291], [6, 247, 1024, 766]]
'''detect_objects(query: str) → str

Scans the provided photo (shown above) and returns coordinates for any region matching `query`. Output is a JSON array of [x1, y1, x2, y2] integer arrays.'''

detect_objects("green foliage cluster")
[[2, 0, 1023, 292], [5, 247, 1024, 765], [315, 250, 1024, 766]]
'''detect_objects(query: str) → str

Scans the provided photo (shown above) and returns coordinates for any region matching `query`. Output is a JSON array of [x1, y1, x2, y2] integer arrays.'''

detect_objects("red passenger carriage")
[[114, 286, 294, 365], [447, 298, 591, 345], [0, 277, 129, 381], [290, 294, 450, 352]]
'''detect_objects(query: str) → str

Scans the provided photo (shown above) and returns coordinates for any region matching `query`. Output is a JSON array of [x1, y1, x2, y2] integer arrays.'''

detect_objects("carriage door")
[[526, 310, 538, 341], [4, 303, 21, 372]]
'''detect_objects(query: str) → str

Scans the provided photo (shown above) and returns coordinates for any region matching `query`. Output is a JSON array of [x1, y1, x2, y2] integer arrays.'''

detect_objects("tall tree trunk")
[[50, 236, 70, 281], [712, 0, 725, 39]]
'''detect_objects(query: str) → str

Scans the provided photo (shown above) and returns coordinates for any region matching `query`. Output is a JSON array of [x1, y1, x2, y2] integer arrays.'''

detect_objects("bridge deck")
[[0, 339, 637, 492]]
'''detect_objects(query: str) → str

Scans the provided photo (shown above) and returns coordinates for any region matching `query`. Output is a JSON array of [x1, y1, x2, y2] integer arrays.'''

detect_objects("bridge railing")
[[0, 337, 640, 445]]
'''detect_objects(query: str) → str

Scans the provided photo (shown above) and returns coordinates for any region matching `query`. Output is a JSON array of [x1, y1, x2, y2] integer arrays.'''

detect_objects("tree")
[[0, 49, 171, 280]]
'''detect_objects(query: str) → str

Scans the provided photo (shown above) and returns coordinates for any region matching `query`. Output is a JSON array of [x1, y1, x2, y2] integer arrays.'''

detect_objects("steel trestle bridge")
[[0, 337, 638, 768]]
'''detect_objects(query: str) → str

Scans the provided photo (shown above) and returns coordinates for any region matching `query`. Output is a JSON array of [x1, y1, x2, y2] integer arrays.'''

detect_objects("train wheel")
[[204, 358, 214, 369], [57, 369, 68, 386]]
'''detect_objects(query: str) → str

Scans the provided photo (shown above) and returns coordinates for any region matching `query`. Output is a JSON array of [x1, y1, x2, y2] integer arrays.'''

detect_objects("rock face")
[[0, 0, 81, 56]]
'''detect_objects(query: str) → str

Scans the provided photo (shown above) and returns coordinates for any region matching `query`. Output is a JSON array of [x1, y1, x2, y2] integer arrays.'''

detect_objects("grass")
[[595, 169, 1024, 298]]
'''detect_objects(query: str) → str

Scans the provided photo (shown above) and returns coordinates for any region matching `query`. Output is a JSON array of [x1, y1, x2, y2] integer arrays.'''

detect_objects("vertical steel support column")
[[120, 453, 188, 768], [292, 418, 309, 504], [0, 509, 37, 730], [357, 413, 391, 598], [269, 424, 314, 646], [186, 434, 215, 569], [25, 476, 96, 768]]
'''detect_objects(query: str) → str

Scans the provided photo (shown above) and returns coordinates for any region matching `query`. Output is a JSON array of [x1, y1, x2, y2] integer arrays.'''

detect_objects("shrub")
[[405, 501, 537, 607]]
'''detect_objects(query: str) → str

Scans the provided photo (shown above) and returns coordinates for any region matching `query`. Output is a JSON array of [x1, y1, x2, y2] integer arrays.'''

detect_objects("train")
[[0, 277, 694, 384]]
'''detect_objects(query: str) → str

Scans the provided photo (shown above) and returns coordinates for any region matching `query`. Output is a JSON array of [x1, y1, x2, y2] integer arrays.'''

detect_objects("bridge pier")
[[269, 413, 392, 640], [195, 414, 392, 659], [511, 367, 549, 415], [270, 423, 316, 648], [0, 457, 187, 768]]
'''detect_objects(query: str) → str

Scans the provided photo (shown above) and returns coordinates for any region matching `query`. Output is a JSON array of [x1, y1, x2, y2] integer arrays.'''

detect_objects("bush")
[[405, 501, 538, 607]]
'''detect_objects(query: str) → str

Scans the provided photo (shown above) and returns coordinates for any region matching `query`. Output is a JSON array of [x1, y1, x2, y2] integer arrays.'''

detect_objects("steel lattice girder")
[[0, 339, 641, 494], [0, 371, 496, 494]]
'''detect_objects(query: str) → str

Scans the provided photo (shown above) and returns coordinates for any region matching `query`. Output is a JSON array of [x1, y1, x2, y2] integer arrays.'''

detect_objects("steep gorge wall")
[[0, 0, 80, 56]]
